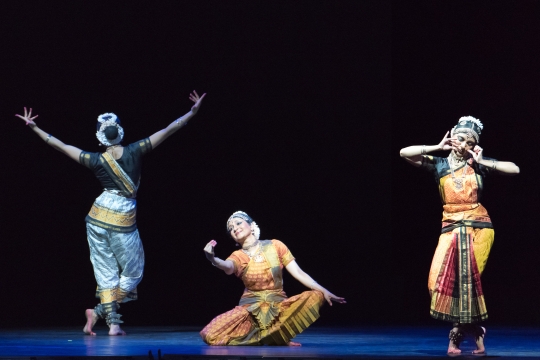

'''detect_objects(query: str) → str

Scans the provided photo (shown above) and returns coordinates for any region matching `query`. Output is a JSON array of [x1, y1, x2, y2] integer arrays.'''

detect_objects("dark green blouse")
[[79, 138, 152, 190]]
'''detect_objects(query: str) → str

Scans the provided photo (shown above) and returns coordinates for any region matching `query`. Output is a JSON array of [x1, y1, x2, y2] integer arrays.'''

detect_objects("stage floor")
[[0, 326, 539, 359]]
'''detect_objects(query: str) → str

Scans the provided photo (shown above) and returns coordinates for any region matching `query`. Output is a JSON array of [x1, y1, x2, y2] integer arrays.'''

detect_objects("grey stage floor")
[[0, 326, 539, 359]]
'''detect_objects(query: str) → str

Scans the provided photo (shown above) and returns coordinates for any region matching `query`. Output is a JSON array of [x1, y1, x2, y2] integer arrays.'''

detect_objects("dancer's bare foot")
[[447, 327, 462, 354], [472, 326, 486, 355], [288, 341, 301, 346], [83, 309, 98, 336], [109, 324, 126, 336], [447, 340, 462, 355]]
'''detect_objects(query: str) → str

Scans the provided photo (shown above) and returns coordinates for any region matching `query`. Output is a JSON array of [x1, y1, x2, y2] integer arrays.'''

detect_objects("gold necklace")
[[241, 241, 264, 262], [449, 156, 467, 191]]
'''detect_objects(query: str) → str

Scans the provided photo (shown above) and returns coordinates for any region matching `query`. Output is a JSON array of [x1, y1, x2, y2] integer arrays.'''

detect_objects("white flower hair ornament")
[[458, 116, 483, 130], [250, 221, 261, 240], [96, 113, 124, 146], [451, 115, 483, 143]]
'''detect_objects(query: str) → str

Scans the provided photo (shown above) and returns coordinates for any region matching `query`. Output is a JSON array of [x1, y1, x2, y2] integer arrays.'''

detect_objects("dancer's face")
[[453, 132, 477, 158], [227, 218, 252, 242]]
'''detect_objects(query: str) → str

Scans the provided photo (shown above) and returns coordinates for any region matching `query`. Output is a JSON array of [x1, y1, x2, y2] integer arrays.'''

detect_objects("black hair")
[[104, 126, 119, 140]]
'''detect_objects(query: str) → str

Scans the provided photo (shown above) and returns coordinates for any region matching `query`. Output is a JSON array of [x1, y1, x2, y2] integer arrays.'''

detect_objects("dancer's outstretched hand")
[[190, 90, 206, 114], [203, 240, 217, 262], [323, 290, 346, 306], [15, 107, 38, 127]]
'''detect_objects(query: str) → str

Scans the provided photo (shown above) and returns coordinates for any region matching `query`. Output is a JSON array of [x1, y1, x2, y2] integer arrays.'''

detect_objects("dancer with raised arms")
[[15, 91, 206, 335]]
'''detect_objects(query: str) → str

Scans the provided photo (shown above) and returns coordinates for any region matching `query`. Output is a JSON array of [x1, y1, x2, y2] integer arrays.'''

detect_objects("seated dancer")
[[201, 211, 346, 346], [15, 91, 206, 336], [399, 116, 519, 354]]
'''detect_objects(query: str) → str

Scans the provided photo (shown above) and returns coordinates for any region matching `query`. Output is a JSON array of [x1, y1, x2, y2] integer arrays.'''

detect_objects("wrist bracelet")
[[45, 134, 52, 143], [421, 145, 426, 155], [492, 160, 497, 170]]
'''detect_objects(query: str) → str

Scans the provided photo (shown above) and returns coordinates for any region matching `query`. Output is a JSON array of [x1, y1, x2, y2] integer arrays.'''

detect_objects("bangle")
[[310, 281, 318, 290], [492, 160, 497, 170], [421, 145, 426, 155], [45, 134, 52, 143]]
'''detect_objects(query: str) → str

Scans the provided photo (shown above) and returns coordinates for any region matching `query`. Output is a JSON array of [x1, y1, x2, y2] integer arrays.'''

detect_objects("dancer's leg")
[[85, 224, 126, 335], [109, 229, 145, 301]]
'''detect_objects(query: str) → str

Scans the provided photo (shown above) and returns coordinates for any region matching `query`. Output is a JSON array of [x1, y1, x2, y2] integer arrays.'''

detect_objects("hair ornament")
[[451, 115, 483, 143], [458, 116, 483, 130], [98, 113, 118, 124], [251, 221, 261, 240], [96, 112, 124, 146]]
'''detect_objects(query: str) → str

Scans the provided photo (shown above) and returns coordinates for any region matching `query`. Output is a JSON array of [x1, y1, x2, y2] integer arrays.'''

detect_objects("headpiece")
[[227, 211, 260, 240], [451, 116, 483, 143], [96, 113, 124, 146]]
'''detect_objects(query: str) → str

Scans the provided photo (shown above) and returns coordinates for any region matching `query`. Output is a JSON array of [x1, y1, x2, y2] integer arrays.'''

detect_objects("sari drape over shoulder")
[[422, 155, 496, 324], [200, 240, 324, 346]]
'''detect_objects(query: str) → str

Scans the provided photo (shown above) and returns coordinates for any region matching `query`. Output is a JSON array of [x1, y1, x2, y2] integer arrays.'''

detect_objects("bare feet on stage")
[[288, 341, 301, 346], [447, 341, 461, 355], [447, 326, 462, 355], [83, 309, 98, 336], [109, 324, 126, 336], [472, 327, 486, 355]]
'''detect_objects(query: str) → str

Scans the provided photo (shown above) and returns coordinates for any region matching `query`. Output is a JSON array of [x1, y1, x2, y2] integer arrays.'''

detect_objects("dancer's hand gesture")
[[15, 107, 38, 127], [190, 90, 206, 114], [203, 240, 217, 263], [467, 145, 483, 163], [323, 290, 347, 306], [437, 131, 458, 151]]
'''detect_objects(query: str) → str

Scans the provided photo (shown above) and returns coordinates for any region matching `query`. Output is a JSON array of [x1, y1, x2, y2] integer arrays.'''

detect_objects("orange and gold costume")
[[422, 155, 496, 324], [200, 239, 324, 345]]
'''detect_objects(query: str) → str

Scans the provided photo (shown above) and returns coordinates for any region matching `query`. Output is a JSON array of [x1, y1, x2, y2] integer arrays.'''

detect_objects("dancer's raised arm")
[[467, 145, 520, 175], [285, 260, 346, 306], [203, 240, 235, 275], [149, 90, 206, 149], [399, 131, 458, 167], [16, 107, 83, 163]]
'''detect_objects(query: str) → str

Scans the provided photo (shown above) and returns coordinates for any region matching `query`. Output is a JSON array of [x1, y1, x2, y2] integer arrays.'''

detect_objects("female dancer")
[[15, 91, 206, 335], [201, 211, 346, 346], [399, 116, 519, 354]]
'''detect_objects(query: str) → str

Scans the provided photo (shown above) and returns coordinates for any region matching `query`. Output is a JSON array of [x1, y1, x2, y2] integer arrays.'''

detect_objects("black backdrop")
[[1, 1, 539, 330], [0, 1, 390, 327]]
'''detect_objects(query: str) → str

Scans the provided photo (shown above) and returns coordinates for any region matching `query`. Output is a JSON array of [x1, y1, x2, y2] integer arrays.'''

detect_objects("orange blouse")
[[227, 239, 295, 291]]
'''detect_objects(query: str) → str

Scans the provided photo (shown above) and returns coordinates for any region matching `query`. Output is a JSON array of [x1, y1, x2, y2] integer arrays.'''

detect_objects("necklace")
[[449, 151, 466, 166], [449, 156, 468, 191], [241, 241, 264, 263]]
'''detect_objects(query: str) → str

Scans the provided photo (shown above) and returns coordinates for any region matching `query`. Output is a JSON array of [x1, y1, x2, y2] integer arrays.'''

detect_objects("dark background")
[[1, 0, 539, 330], [0, 1, 390, 327]]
